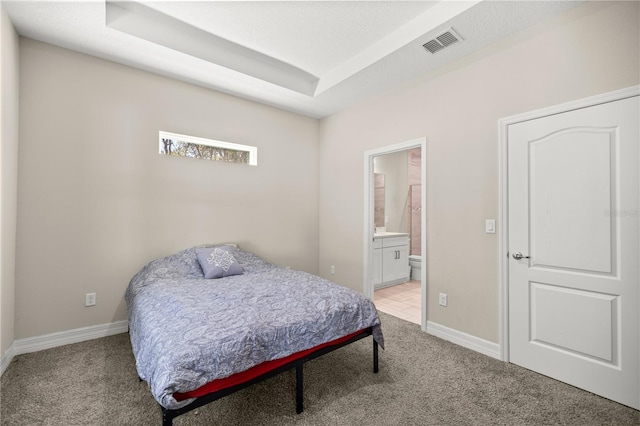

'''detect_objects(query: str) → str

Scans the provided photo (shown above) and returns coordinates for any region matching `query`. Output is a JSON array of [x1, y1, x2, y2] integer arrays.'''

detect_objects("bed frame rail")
[[161, 327, 378, 426]]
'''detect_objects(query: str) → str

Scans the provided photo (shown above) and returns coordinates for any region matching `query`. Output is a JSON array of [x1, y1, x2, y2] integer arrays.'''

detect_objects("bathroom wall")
[[407, 148, 421, 256]]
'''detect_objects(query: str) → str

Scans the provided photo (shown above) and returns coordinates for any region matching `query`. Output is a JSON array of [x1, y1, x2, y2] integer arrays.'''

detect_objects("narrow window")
[[159, 131, 257, 166]]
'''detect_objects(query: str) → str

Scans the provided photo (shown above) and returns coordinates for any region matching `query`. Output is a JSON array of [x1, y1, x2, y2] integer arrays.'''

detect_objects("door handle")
[[512, 251, 530, 260]]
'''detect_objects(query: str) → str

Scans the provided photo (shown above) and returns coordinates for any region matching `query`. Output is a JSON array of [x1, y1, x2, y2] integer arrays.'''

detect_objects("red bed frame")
[[160, 327, 379, 425]]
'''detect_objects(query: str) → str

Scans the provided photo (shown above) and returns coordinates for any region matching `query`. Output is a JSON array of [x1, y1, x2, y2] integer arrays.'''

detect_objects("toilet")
[[409, 255, 421, 281]]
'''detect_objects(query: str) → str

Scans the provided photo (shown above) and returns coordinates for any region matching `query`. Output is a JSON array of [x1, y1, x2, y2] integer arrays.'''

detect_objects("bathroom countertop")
[[373, 232, 409, 239]]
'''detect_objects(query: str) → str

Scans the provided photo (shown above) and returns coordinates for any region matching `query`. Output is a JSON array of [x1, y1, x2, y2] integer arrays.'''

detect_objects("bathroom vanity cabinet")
[[372, 233, 410, 289]]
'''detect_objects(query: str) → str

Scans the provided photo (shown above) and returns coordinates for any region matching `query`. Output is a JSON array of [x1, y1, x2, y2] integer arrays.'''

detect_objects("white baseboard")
[[14, 320, 128, 355], [1, 342, 16, 376], [0, 320, 129, 376], [426, 320, 501, 360]]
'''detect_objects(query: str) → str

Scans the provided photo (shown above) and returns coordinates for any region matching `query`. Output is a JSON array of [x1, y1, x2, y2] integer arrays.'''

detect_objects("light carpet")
[[1, 313, 638, 425]]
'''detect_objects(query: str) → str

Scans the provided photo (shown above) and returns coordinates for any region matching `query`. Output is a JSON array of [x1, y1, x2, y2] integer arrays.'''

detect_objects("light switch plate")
[[485, 219, 496, 234]]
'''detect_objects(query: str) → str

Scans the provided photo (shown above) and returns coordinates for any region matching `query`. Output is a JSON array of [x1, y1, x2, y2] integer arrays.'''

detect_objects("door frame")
[[363, 137, 427, 331], [498, 85, 640, 362]]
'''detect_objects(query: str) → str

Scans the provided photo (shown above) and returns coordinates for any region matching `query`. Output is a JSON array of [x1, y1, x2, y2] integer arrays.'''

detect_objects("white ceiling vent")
[[422, 28, 463, 54]]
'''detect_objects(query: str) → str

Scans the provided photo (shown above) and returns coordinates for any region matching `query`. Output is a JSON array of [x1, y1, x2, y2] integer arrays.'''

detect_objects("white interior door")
[[507, 96, 639, 409]]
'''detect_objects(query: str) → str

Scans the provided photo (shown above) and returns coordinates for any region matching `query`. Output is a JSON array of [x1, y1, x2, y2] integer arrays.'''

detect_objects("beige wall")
[[1, 4, 19, 358], [16, 39, 319, 339], [318, 1, 640, 342]]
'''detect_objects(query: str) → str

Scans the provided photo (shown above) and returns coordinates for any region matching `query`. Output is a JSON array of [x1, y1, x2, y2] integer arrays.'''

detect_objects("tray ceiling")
[[4, 1, 581, 118]]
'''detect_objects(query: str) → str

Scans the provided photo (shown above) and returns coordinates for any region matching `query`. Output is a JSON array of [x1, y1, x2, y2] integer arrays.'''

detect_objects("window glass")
[[159, 131, 257, 166]]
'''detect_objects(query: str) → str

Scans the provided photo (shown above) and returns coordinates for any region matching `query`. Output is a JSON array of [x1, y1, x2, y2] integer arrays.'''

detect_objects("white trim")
[[1, 342, 16, 376], [499, 86, 640, 127], [498, 107, 510, 362], [420, 144, 427, 332], [497, 85, 640, 362], [12, 321, 128, 356], [363, 138, 427, 331], [427, 321, 501, 360]]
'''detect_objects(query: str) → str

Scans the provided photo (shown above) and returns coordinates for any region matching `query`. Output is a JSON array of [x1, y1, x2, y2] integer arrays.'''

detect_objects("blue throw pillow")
[[196, 247, 244, 279]]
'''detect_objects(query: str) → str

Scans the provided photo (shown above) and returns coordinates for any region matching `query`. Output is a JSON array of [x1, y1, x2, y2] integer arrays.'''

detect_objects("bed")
[[125, 245, 384, 425]]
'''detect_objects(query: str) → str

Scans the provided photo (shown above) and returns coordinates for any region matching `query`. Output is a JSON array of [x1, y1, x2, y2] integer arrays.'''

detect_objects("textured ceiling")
[[4, 1, 581, 118], [149, 1, 438, 77]]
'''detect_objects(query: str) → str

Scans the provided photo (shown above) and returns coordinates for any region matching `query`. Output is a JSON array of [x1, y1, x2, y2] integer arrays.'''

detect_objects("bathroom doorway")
[[363, 138, 426, 330]]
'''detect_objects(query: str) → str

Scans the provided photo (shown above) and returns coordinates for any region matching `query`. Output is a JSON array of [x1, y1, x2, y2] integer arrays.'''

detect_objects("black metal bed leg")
[[373, 339, 379, 373], [295, 361, 304, 414], [162, 408, 174, 426]]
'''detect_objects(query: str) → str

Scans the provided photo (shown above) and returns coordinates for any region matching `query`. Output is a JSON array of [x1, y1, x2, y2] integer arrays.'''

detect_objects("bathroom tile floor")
[[374, 280, 421, 325]]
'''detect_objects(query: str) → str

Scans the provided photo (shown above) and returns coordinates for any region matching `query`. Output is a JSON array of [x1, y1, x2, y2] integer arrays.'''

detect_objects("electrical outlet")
[[85, 293, 96, 307], [330, 265, 336, 275], [439, 293, 448, 307]]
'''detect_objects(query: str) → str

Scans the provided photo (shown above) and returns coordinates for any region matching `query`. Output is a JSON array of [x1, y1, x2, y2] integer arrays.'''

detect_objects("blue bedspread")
[[125, 246, 384, 410]]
